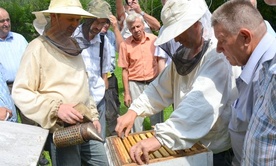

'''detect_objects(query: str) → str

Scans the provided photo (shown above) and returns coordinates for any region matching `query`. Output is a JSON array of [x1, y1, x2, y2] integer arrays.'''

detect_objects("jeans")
[[97, 98, 106, 139], [45, 134, 82, 166], [80, 98, 109, 166], [81, 140, 109, 166]]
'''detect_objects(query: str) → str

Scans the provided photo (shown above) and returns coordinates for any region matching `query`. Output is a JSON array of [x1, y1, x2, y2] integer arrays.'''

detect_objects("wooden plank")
[[163, 145, 177, 155], [122, 137, 132, 153], [127, 135, 137, 146], [133, 134, 142, 142], [0, 121, 49, 166], [106, 138, 121, 166], [113, 137, 132, 164]]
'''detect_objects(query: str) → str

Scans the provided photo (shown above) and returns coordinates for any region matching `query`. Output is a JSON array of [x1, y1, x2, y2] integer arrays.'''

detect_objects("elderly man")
[[116, 0, 240, 165], [11, 0, 105, 165], [211, 1, 276, 165], [118, 12, 164, 133], [0, 7, 28, 91]]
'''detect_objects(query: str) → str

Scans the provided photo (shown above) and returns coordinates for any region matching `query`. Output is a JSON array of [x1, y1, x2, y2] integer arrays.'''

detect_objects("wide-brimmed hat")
[[32, 0, 96, 17], [87, 0, 112, 19], [155, 0, 208, 46], [32, 0, 97, 35]]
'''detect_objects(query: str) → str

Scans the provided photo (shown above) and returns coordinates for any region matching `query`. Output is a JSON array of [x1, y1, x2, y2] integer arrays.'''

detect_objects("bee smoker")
[[53, 122, 103, 148]]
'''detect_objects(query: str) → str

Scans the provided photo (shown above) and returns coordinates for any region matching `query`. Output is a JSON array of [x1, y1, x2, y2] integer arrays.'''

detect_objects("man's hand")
[[92, 120, 101, 134], [115, 110, 137, 138], [109, 15, 118, 29], [124, 93, 132, 107], [0, 107, 12, 121], [57, 104, 83, 124], [130, 0, 142, 13], [130, 137, 161, 165]]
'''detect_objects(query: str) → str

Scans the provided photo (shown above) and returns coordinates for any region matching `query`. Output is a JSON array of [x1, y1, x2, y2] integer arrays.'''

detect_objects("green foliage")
[[257, 0, 276, 29], [105, 0, 117, 15], [138, 0, 163, 23]]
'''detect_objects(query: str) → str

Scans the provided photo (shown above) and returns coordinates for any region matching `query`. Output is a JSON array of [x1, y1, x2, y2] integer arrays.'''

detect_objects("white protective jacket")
[[129, 37, 240, 154]]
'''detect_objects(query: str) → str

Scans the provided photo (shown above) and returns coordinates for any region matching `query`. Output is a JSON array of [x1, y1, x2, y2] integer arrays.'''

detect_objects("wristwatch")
[[140, 11, 145, 16]]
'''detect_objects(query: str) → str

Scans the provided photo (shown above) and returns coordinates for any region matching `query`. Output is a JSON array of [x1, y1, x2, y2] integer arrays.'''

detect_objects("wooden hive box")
[[106, 130, 213, 166]]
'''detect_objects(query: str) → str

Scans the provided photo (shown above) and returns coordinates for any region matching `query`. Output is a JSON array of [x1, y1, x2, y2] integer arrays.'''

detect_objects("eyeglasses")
[[0, 18, 10, 23]]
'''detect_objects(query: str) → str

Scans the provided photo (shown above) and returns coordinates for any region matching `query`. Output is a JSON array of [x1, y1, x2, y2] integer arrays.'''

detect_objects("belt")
[[133, 78, 155, 85]]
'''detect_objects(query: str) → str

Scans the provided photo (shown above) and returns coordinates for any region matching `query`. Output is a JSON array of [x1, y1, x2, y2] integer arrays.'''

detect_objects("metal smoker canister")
[[53, 122, 103, 148]]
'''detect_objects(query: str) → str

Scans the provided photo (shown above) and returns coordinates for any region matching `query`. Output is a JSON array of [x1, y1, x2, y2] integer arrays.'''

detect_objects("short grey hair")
[[126, 11, 144, 29], [211, 0, 264, 34], [229, 0, 257, 8]]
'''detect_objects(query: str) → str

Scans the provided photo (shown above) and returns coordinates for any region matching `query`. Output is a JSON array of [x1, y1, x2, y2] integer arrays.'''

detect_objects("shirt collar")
[[0, 31, 13, 41], [90, 33, 101, 44], [130, 32, 149, 43], [240, 33, 275, 84]]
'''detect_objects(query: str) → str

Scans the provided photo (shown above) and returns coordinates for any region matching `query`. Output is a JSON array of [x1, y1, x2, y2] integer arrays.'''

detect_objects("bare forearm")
[[142, 13, 161, 31], [122, 68, 130, 96], [116, 0, 125, 20], [113, 24, 124, 50], [109, 15, 124, 50], [157, 57, 166, 73]]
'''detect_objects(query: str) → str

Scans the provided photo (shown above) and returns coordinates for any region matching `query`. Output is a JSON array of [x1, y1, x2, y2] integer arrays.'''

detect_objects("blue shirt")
[[229, 33, 276, 132], [242, 41, 276, 165], [0, 64, 17, 122], [103, 30, 116, 73], [265, 20, 276, 37], [74, 25, 111, 104], [0, 32, 28, 83]]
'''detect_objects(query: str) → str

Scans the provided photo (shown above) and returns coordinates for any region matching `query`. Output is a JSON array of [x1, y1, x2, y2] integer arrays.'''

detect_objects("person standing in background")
[[74, 0, 112, 164], [118, 12, 164, 132], [116, 0, 160, 39], [73, 0, 112, 140], [0, 7, 28, 91], [100, 20, 121, 136], [0, 64, 16, 122]]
